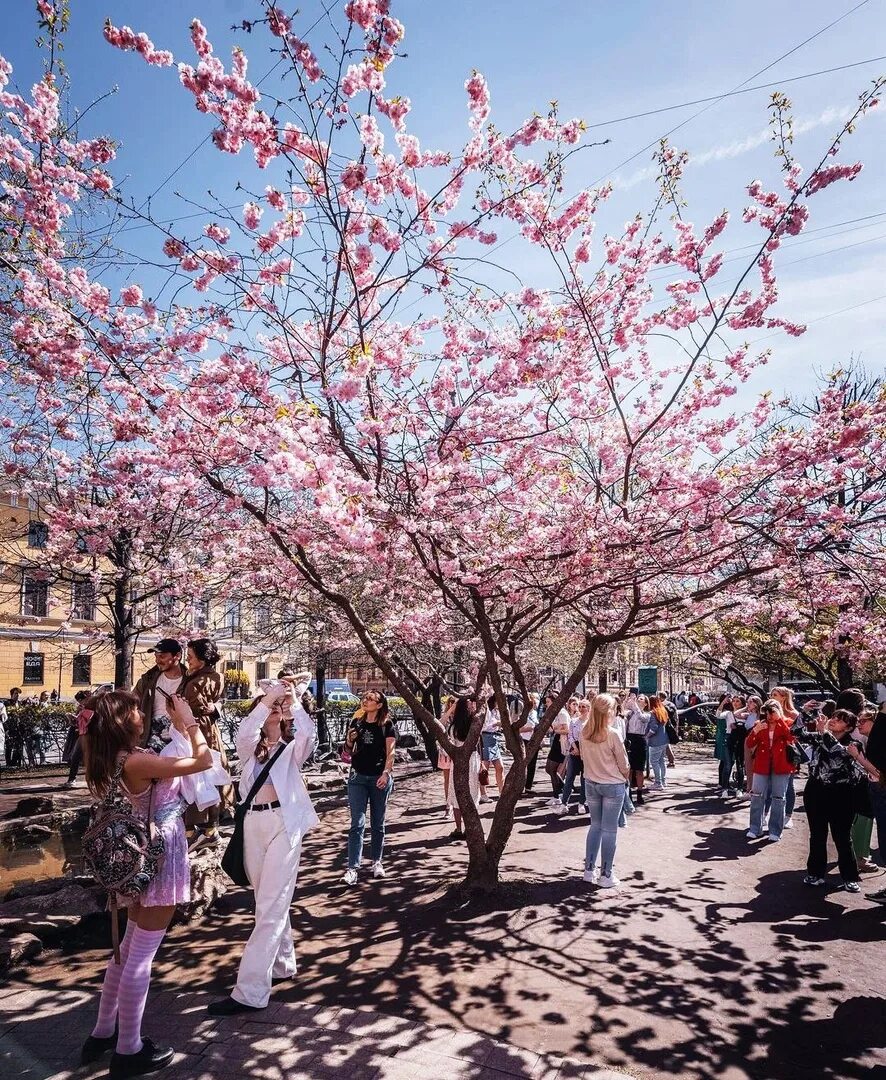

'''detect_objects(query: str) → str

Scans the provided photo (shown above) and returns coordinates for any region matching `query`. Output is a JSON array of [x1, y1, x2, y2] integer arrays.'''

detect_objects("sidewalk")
[[0, 988, 629, 1080], [1, 751, 884, 1080]]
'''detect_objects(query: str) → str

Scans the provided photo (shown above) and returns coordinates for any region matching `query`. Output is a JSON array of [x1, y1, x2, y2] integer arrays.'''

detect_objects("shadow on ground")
[[2, 760, 885, 1080]]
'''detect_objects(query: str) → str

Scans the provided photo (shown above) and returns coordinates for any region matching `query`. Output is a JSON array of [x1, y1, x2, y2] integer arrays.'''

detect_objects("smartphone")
[[257, 678, 289, 696], [156, 687, 174, 703]]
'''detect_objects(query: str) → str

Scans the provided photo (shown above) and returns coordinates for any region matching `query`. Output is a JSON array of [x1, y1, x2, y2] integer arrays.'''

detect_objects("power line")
[[589, 0, 874, 186], [748, 291, 886, 344], [585, 54, 886, 132]]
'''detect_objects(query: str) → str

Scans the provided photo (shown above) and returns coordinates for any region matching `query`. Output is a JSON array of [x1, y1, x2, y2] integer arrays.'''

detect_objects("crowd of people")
[[1, 651, 884, 1078], [436, 688, 681, 888]]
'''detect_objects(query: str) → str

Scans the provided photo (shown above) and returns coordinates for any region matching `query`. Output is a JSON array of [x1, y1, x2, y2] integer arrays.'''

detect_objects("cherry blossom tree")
[[2, 0, 885, 888]]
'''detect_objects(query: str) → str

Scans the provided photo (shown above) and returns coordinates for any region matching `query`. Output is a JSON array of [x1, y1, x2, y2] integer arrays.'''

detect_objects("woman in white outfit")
[[208, 671, 318, 1016]]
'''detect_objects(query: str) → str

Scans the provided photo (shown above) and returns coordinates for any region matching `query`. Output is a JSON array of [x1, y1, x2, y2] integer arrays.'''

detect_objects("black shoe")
[[635, 792, 645, 805], [109, 1037, 174, 1079], [207, 997, 266, 1017], [80, 1032, 116, 1065], [447, 829, 465, 841]]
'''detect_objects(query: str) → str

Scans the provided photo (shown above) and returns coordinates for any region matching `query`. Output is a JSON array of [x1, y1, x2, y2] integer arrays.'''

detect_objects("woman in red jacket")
[[745, 700, 797, 842]]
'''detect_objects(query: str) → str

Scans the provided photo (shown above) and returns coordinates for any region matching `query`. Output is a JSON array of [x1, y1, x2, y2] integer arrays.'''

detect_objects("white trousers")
[[232, 807, 303, 1008]]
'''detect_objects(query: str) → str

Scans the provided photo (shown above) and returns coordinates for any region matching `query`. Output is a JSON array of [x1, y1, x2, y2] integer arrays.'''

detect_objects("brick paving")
[[0, 986, 629, 1079], [2, 748, 885, 1079]]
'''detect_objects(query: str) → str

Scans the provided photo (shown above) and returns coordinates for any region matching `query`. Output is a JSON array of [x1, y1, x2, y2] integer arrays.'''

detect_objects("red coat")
[[746, 719, 796, 776]]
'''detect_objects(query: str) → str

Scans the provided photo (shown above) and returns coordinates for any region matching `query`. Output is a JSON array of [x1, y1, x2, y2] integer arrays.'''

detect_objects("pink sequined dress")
[[120, 764, 190, 907]]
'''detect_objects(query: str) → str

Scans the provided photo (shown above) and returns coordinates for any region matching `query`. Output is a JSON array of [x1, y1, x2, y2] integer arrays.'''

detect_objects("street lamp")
[[313, 616, 329, 751]]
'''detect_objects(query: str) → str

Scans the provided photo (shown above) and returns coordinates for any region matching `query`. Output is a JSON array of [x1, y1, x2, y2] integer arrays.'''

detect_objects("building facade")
[[0, 494, 287, 701]]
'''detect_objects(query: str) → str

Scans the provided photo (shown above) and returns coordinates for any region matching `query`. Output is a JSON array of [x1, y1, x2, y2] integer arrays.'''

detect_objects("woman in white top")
[[580, 693, 630, 888], [208, 671, 318, 1016], [520, 692, 540, 792]]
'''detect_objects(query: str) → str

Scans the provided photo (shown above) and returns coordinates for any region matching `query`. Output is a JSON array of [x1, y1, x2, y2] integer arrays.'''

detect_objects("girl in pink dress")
[[79, 689, 213, 1080]]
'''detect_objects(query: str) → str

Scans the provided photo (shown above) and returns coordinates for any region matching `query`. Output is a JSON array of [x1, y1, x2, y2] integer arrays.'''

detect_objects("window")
[[22, 575, 49, 617], [255, 661, 269, 682], [225, 660, 241, 673], [225, 602, 242, 634], [72, 578, 96, 621], [254, 604, 271, 635], [157, 593, 178, 625], [27, 521, 49, 548], [23, 651, 44, 684], [192, 598, 209, 630], [72, 653, 92, 685]]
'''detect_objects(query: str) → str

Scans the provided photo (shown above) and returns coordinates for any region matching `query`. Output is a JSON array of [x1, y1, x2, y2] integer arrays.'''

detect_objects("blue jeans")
[[560, 754, 584, 806], [750, 772, 789, 837], [347, 771, 393, 869], [649, 744, 668, 786], [584, 781, 624, 875], [717, 748, 733, 790], [765, 773, 796, 818], [619, 784, 634, 827]]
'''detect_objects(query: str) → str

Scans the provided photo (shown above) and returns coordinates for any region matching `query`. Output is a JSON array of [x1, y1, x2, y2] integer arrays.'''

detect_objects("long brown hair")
[[244, 693, 295, 763], [81, 690, 142, 798]]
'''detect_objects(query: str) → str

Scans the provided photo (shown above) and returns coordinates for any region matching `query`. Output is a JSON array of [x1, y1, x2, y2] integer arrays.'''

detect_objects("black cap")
[[152, 638, 182, 656]]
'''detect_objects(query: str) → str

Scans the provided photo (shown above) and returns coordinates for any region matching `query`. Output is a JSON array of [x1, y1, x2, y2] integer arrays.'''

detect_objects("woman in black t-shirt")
[[342, 691, 396, 886]]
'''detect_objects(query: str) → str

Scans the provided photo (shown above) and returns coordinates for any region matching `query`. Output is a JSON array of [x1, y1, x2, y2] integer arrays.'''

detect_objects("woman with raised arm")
[[80, 689, 212, 1079], [208, 671, 318, 1015], [745, 700, 797, 843], [770, 685, 801, 828], [342, 690, 397, 884]]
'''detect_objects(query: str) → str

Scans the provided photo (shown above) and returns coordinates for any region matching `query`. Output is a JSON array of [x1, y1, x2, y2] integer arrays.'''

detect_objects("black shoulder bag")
[[221, 743, 288, 887]]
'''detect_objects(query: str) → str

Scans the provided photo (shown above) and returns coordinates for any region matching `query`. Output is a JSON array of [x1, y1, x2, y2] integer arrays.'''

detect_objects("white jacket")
[[236, 696, 319, 843]]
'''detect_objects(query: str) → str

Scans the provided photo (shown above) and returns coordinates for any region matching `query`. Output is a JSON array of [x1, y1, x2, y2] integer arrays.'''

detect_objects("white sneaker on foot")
[[343, 868, 358, 885], [598, 872, 620, 889], [583, 868, 599, 884], [746, 830, 762, 839], [371, 861, 385, 879], [783, 816, 794, 829]]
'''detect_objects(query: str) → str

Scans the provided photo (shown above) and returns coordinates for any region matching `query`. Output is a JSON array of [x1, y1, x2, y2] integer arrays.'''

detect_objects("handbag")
[[665, 721, 679, 745], [221, 743, 288, 887], [785, 741, 803, 769], [478, 765, 490, 786]]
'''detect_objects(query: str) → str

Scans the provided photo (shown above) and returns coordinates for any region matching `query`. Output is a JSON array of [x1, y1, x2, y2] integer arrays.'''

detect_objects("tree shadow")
[[2, 769, 884, 1080]]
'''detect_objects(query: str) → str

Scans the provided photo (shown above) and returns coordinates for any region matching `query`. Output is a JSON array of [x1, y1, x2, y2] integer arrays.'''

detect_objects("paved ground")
[[2, 748, 885, 1080]]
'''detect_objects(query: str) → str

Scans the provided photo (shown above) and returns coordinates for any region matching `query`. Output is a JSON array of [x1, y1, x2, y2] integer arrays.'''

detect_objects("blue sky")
[[2, 0, 885, 401]]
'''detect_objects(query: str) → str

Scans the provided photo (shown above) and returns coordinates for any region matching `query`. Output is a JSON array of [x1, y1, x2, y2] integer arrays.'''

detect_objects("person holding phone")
[[208, 671, 318, 1016], [80, 689, 211, 1078], [342, 691, 396, 885], [134, 640, 187, 753]]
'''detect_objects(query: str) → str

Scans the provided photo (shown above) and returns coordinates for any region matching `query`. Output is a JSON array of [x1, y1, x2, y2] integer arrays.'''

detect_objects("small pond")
[[0, 826, 86, 900]]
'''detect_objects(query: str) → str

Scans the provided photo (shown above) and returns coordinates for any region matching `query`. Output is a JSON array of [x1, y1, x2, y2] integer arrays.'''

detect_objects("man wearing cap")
[[134, 639, 187, 752]]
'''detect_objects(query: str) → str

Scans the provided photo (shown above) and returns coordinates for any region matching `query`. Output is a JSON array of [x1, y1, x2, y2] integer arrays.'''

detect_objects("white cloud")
[[615, 104, 868, 190]]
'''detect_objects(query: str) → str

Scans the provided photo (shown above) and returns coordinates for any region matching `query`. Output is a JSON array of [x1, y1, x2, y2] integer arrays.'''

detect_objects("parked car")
[[326, 689, 360, 708]]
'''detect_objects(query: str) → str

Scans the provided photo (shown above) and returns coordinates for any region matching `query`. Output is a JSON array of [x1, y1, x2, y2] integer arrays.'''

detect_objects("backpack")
[[665, 720, 680, 744], [82, 754, 165, 958]]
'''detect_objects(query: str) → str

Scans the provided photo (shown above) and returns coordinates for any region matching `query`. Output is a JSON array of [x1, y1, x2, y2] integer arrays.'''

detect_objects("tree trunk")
[[112, 572, 135, 689], [837, 653, 854, 692]]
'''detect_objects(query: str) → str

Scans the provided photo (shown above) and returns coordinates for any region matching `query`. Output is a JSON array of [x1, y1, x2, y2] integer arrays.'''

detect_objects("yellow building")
[[0, 493, 288, 701]]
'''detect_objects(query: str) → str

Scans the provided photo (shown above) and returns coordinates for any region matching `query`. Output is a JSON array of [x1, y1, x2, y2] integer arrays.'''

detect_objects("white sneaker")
[[577, 803, 589, 815], [547, 797, 561, 807], [783, 816, 794, 830], [652, 783, 664, 791], [371, 861, 385, 879], [343, 868, 358, 885], [583, 868, 599, 884], [598, 872, 620, 889], [767, 834, 781, 843], [746, 829, 762, 839], [552, 803, 568, 816]]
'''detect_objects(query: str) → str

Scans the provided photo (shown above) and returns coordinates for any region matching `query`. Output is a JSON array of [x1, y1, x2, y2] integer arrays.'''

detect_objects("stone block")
[[0, 933, 42, 973]]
